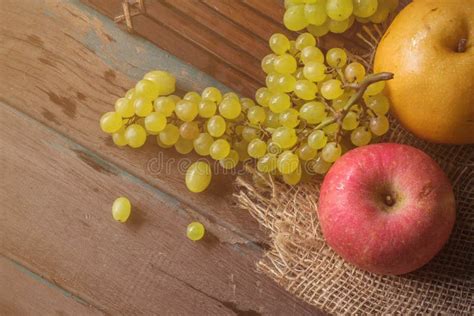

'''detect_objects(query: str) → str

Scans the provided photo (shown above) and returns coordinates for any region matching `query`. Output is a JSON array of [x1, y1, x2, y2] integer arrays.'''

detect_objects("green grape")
[[342, 111, 360, 130], [207, 115, 226, 137], [321, 142, 341, 162], [279, 108, 300, 128], [247, 139, 267, 158], [277, 151, 300, 174], [222, 92, 239, 101], [284, 5, 308, 31], [308, 130, 328, 149], [261, 54, 277, 74], [112, 197, 131, 223], [242, 126, 260, 142], [154, 96, 176, 117], [307, 21, 330, 37], [264, 110, 280, 128], [320, 79, 344, 100], [269, 33, 290, 55], [294, 80, 318, 100], [234, 140, 250, 162], [353, 0, 378, 17], [300, 46, 325, 64], [133, 97, 153, 117], [344, 62, 366, 83], [125, 88, 135, 100], [179, 121, 200, 140], [135, 79, 160, 100], [218, 97, 241, 119], [272, 127, 297, 149], [257, 154, 277, 173], [303, 61, 327, 82], [312, 155, 332, 174], [356, 16, 371, 23], [283, 166, 302, 185], [156, 136, 173, 148], [285, 0, 305, 8], [240, 98, 256, 111], [266, 73, 281, 91], [100, 111, 123, 133], [297, 143, 317, 160], [299, 101, 326, 124], [351, 126, 372, 146], [168, 95, 181, 103], [159, 124, 180, 146], [174, 137, 194, 154], [186, 221, 206, 240], [198, 100, 217, 118], [209, 139, 231, 160], [328, 16, 354, 33], [274, 54, 297, 74], [367, 94, 389, 115], [193, 133, 214, 156], [247, 106, 266, 125], [183, 91, 202, 104], [255, 87, 272, 106], [304, 2, 327, 26], [269, 92, 291, 113], [294, 67, 306, 80], [145, 112, 167, 133], [326, 48, 347, 68], [220, 149, 239, 169], [326, 0, 353, 21], [369, 3, 390, 23], [288, 40, 299, 56], [370, 115, 390, 136], [332, 98, 346, 111], [295, 32, 316, 50], [125, 124, 147, 148], [277, 74, 297, 93], [143, 70, 176, 95], [365, 81, 385, 96], [201, 87, 222, 103], [323, 122, 340, 136], [115, 98, 135, 118], [185, 162, 212, 193], [175, 100, 199, 122], [112, 128, 128, 147], [266, 141, 282, 155]]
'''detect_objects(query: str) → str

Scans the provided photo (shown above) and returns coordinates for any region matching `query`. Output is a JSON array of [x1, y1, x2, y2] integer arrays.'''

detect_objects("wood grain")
[[0, 0, 266, 242], [0, 256, 102, 315], [0, 103, 318, 315]]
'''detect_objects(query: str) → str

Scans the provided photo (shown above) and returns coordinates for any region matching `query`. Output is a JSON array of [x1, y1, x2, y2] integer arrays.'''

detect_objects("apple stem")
[[457, 38, 467, 53], [384, 194, 396, 207]]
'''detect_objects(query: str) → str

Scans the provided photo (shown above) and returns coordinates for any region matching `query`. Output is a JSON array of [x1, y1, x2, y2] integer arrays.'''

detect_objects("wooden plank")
[[0, 103, 319, 315], [202, 0, 291, 41], [162, 0, 269, 61], [0, 256, 102, 315], [0, 0, 265, 242], [241, 0, 287, 25]]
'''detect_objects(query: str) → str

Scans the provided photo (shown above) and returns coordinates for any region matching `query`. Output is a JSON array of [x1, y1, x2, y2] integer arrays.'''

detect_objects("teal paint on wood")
[[49, 0, 232, 94]]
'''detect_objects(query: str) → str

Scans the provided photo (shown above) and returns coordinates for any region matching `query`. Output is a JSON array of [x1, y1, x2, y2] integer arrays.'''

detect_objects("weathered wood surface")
[[0, 0, 321, 314], [81, 0, 291, 97], [0, 256, 102, 315]]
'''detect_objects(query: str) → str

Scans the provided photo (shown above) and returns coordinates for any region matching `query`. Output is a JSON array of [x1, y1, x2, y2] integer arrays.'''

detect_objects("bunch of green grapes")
[[283, 0, 399, 36], [253, 32, 392, 184]]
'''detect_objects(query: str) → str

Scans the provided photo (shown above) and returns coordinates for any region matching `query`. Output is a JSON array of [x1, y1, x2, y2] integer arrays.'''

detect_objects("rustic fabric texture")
[[235, 1, 473, 314]]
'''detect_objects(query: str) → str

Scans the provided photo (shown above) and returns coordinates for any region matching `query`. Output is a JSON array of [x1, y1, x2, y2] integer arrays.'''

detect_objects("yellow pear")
[[375, 0, 474, 144]]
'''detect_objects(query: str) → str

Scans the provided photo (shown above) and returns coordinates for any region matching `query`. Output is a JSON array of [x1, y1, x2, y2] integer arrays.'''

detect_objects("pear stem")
[[457, 38, 467, 53]]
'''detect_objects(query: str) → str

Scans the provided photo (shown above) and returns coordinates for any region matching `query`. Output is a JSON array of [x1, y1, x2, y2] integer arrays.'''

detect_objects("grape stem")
[[314, 72, 394, 130]]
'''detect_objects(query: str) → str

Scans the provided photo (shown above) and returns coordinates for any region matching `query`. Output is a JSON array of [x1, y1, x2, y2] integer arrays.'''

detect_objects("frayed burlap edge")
[[234, 0, 474, 313], [235, 121, 473, 315]]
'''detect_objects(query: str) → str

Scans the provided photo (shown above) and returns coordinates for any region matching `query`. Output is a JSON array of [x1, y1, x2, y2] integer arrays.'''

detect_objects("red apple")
[[318, 143, 456, 275]]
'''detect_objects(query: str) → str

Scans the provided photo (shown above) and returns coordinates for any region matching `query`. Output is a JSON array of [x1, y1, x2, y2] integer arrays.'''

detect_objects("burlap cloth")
[[235, 1, 474, 314]]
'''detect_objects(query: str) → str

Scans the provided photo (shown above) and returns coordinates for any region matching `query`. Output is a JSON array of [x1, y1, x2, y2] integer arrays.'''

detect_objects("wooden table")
[[0, 0, 321, 314]]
